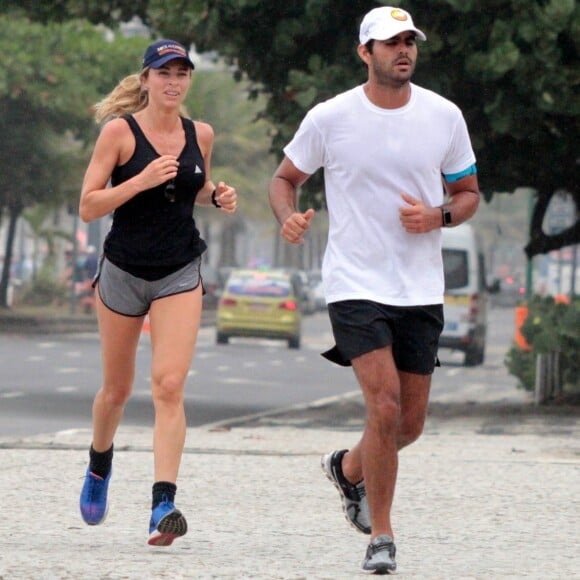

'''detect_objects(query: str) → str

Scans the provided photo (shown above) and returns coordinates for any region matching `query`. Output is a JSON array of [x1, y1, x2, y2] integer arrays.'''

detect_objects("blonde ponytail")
[[93, 73, 148, 124]]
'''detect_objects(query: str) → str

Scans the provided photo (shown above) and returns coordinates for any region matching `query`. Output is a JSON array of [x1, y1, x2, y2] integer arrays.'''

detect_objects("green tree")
[[434, 0, 579, 258], [0, 13, 149, 306], [147, 0, 579, 258], [186, 68, 278, 266], [0, 0, 150, 27], [5, 0, 578, 260], [0, 101, 71, 306], [187, 69, 277, 219], [21, 204, 72, 282], [0, 5, 277, 296]]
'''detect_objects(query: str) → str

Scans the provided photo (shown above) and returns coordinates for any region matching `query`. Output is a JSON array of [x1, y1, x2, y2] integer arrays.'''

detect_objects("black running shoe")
[[321, 449, 371, 534]]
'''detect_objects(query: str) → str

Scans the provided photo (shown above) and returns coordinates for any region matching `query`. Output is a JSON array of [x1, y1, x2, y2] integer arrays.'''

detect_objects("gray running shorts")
[[95, 256, 202, 317]]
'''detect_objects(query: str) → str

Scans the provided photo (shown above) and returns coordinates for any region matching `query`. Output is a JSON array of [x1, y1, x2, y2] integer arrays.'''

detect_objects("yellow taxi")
[[216, 269, 302, 348]]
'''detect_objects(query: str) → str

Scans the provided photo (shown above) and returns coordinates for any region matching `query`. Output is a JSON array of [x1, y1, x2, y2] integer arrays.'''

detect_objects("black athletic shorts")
[[322, 300, 444, 375]]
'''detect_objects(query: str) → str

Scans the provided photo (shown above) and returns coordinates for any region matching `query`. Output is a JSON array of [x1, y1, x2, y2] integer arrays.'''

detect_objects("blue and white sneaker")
[[80, 468, 111, 525], [148, 498, 188, 546]]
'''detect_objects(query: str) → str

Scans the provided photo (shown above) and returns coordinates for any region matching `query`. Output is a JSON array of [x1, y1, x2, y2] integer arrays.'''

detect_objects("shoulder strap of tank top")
[[181, 116, 198, 143], [121, 114, 158, 156], [122, 114, 139, 133]]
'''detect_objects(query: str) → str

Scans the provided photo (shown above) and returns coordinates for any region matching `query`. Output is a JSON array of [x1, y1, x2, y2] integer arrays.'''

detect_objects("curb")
[[0, 307, 216, 334], [0, 314, 98, 334]]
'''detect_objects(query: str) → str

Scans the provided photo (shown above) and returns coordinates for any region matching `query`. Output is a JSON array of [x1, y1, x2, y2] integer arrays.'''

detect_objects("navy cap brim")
[[148, 53, 195, 70]]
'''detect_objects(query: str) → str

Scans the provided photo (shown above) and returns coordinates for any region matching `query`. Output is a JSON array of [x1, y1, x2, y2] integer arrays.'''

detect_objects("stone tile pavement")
[[1, 392, 579, 579]]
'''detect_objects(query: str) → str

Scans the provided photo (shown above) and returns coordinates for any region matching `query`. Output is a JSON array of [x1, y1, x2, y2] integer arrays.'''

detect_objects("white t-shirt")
[[283, 83, 476, 306]]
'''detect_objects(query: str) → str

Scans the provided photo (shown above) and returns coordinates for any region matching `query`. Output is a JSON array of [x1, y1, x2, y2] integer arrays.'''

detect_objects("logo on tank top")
[[195, 165, 203, 173]]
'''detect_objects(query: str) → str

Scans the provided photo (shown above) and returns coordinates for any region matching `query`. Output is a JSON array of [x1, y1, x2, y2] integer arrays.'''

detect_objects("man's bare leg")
[[342, 369, 432, 490], [348, 357, 432, 538]]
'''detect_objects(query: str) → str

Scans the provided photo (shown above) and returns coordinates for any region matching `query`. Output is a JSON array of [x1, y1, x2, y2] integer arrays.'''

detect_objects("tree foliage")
[[0, 12, 150, 206], [3, 0, 578, 261], [186, 70, 277, 220], [147, 0, 579, 257], [0, 12, 150, 305], [0, 0, 150, 27], [505, 296, 580, 392]]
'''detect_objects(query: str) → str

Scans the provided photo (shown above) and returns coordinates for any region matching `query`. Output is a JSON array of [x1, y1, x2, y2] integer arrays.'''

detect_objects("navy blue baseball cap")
[[142, 39, 195, 70]]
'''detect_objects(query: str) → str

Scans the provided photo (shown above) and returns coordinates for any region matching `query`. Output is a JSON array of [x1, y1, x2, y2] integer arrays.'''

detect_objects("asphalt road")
[[0, 306, 527, 437]]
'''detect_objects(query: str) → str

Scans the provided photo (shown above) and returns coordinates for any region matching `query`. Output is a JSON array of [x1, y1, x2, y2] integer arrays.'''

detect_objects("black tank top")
[[104, 115, 207, 279]]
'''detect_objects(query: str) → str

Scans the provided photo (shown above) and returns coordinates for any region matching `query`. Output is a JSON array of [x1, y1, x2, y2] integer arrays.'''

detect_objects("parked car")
[[216, 269, 302, 348], [284, 269, 316, 315], [439, 224, 490, 366], [306, 270, 327, 311], [311, 279, 327, 311]]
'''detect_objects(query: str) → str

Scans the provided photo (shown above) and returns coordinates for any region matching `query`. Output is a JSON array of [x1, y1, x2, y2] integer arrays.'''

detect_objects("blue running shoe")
[[148, 498, 188, 546], [80, 468, 111, 525]]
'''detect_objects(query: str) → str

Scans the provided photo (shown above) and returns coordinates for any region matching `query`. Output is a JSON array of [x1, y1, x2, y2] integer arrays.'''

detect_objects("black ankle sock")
[[152, 481, 177, 509], [89, 443, 113, 479]]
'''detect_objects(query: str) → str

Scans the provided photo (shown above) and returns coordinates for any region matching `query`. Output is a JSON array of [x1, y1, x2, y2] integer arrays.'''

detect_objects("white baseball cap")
[[359, 6, 427, 44]]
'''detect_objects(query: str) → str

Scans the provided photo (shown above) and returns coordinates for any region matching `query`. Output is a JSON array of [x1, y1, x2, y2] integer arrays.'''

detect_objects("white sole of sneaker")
[[320, 453, 370, 535]]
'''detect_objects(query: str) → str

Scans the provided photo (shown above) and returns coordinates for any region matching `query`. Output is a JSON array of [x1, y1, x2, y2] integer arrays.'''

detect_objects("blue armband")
[[443, 164, 477, 183]]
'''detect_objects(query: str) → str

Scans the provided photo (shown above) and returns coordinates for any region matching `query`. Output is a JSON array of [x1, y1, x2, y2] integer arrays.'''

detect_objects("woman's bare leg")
[[92, 287, 144, 451], [148, 286, 202, 482]]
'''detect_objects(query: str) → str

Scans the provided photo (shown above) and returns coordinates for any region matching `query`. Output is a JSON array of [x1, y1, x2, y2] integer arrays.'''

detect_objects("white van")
[[439, 223, 489, 366]]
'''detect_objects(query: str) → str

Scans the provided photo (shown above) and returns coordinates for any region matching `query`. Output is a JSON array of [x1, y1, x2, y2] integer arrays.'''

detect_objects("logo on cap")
[[391, 9, 408, 22], [157, 44, 187, 58], [142, 39, 195, 69]]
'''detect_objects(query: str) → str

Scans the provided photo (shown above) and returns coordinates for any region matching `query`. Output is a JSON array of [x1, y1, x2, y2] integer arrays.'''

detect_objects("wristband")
[[441, 207, 452, 227], [211, 189, 221, 208]]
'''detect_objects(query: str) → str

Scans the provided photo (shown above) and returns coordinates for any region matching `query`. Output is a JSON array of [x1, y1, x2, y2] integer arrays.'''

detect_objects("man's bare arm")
[[269, 157, 314, 244]]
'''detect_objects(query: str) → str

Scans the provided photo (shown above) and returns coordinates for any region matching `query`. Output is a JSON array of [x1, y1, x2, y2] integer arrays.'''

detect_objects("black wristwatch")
[[441, 207, 452, 227], [211, 189, 221, 208]]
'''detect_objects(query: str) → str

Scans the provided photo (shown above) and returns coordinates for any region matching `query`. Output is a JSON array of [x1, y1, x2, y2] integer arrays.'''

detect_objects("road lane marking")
[[221, 377, 283, 387], [37, 342, 59, 348], [0, 391, 25, 399], [202, 389, 361, 430]]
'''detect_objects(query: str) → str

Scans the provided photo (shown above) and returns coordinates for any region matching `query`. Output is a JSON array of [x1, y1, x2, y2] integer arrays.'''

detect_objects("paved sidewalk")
[[1, 394, 579, 579]]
